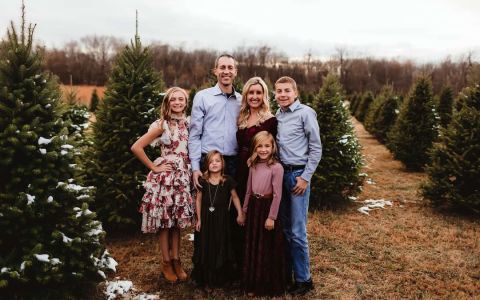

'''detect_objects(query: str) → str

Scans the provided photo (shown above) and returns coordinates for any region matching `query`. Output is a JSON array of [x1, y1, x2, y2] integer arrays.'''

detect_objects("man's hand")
[[292, 177, 308, 195], [193, 170, 203, 189]]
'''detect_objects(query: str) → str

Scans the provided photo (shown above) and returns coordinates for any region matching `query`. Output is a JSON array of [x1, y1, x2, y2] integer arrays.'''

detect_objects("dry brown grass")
[[101, 118, 480, 299], [60, 85, 105, 106]]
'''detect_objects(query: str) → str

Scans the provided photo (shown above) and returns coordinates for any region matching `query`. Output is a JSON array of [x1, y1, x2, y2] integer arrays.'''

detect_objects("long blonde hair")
[[238, 77, 273, 129], [247, 131, 278, 167], [159, 87, 188, 120]]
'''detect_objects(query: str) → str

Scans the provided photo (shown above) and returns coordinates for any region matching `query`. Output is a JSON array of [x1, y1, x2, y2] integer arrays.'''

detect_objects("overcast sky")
[[1, 0, 479, 62]]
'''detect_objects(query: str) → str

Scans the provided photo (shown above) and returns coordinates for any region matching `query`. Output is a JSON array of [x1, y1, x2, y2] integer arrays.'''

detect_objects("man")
[[189, 54, 243, 284], [189, 54, 242, 187], [275, 76, 322, 296]]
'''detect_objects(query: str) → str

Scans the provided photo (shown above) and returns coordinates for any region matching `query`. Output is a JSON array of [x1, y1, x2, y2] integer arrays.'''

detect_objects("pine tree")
[[0, 9, 114, 298], [387, 77, 438, 170], [90, 88, 100, 112], [364, 85, 400, 143], [61, 87, 90, 147], [310, 75, 363, 208], [348, 93, 360, 115], [437, 86, 454, 128], [422, 85, 480, 214], [83, 31, 164, 231], [355, 91, 374, 122], [187, 87, 197, 116]]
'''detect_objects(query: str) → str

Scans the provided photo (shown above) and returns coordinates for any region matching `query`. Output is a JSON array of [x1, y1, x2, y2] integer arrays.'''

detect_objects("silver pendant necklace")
[[208, 180, 219, 212]]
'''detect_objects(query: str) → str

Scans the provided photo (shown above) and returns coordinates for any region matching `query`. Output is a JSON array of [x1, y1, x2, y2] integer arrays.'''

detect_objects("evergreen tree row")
[[82, 33, 165, 231], [0, 14, 114, 298]]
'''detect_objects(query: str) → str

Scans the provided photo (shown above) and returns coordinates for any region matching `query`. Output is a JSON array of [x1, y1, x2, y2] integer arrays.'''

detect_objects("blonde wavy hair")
[[247, 131, 278, 167], [238, 77, 273, 129], [159, 87, 188, 120]]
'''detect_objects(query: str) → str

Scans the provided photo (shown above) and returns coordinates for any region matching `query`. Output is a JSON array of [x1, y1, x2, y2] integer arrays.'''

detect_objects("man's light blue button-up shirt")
[[189, 84, 242, 171], [276, 99, 322, 182]]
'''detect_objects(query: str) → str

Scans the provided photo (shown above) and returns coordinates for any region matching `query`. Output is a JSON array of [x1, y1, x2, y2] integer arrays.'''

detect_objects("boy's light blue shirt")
[[189, 84, 242, 171], [276, 99, 322, 182]]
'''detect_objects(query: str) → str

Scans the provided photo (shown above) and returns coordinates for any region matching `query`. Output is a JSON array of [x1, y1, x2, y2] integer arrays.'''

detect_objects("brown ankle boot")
[[172, 259, 188, 281], [162, 260, 177, 283]]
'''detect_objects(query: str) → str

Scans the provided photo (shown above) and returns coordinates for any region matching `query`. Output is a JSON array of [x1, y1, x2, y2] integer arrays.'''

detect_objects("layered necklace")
[[207, 179, 220, 213]]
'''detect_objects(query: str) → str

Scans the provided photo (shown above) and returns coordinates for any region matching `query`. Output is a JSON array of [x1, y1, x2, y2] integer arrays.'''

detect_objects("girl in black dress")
[[191, 150, 245, 288]]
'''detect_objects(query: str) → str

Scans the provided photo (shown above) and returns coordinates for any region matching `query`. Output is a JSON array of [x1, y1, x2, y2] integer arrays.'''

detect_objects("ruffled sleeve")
[[148, 119, 171, 147]]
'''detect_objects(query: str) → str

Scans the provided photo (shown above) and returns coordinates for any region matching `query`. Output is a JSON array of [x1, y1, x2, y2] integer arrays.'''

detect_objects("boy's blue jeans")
[[280, 168, 311, 283]]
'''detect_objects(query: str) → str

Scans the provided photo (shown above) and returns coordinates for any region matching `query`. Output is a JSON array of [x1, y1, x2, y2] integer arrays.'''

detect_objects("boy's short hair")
[[275, 76, 298, 93]]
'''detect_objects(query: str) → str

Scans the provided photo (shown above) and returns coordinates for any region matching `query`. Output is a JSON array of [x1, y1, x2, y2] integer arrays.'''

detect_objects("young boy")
[[275, 76, 322, 296]]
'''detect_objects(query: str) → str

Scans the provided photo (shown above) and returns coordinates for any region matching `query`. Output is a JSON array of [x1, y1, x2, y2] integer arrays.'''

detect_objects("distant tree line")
[[39, 35, 480, 95]]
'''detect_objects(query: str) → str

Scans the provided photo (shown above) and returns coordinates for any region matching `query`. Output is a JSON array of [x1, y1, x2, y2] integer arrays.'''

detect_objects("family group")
[[131, 54, 322, 297]]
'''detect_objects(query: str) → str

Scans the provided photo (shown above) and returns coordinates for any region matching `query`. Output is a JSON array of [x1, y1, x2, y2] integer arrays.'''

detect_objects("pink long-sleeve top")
[[242, 161, 284, 220]]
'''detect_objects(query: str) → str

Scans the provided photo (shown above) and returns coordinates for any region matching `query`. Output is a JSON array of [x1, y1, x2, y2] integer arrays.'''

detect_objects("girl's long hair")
[[247, 131, 278, 167], [159, 87, 188, 120], [238, 77, 273, 129], [202, 150, 226, 183]]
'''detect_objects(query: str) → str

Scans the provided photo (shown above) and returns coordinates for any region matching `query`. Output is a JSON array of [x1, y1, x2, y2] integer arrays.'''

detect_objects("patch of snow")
[[105, 280, 133, 300], [50, 258, 61, 265], [45, 104, 51, 108], [61, 144, 74, 149], [20, 262, 25, 271], [98, 270, 106, 279], [135, 294, 160, 300], [38, 137, 53, 145], [60, 150, 68, 155], [47, 196, 53, 203], [61, 232, 73, 243], [357, 199, 393, 215], [39, 148, 47, 154], [34, 254, 50, 263], [26, 194, 35, 205], [366, 178, 376, 185], [1, 267, 10, 273]]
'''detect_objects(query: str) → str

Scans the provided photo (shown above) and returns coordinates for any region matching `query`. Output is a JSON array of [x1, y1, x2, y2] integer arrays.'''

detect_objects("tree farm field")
[[60, 85, 105, 106], [100, 118, 480, 299]]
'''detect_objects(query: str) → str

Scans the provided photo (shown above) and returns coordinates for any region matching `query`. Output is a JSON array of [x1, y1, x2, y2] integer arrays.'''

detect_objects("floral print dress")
[[139, 116, 194, 233]]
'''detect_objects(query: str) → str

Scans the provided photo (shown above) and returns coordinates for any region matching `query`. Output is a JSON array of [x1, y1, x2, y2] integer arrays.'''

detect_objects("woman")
[[232, 77, 277, 279]]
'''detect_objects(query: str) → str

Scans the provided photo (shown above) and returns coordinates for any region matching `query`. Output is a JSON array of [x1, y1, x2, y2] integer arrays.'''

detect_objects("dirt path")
[[103, 118, 480, 299]]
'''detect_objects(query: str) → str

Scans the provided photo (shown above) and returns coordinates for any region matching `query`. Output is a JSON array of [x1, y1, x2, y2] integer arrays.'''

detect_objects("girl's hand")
[[151, 162, 173, 173], [237, 212, 245, 226], [265, 218, 274, 230], [195, 220, 201, 232]]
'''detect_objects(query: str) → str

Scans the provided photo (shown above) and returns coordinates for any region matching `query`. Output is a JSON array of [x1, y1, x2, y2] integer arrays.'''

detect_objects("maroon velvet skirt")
[[243, 194, 286, 296]]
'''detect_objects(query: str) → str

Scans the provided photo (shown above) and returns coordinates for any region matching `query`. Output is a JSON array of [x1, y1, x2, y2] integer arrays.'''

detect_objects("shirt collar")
[[213, 83, 237, 98], [281, 99, 301, 113]]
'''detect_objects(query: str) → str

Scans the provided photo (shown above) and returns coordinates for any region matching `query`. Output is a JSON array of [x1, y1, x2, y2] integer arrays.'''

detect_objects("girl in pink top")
[[242, 131, 286, 297]]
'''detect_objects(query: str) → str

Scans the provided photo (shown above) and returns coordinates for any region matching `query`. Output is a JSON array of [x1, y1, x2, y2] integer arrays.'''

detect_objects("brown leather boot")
[[162, 260, 177, 283], [172, 259, 188, 281]]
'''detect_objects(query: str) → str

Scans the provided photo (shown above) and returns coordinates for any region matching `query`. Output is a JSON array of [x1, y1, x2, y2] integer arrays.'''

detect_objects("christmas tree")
[[387, 77, 438, 170], [436, 86, 454, 128], [0, 8, 114, 298], [310, 75, 363, 208], [364, 85, 401, 143], [83, 26, 164, 231], [355, 91, 374, 122], [90, 88, 100, 112], [422, 85, 480, 214]]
